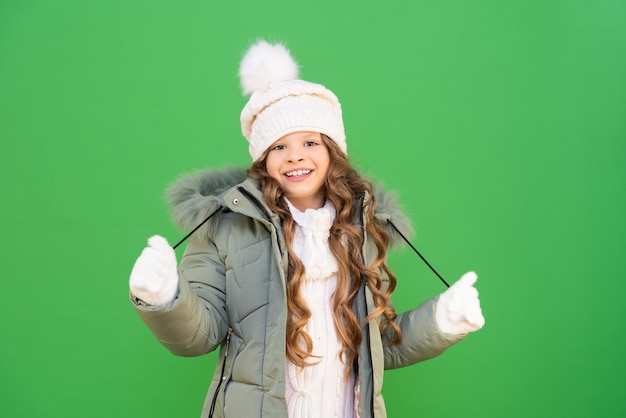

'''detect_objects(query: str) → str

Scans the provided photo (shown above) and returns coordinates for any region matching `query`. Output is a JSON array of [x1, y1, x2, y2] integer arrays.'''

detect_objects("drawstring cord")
[[387, 220, 450, 288], [172, 208, 222, 250], [171, 209, 450, 288], [170, 203, 448, 417]]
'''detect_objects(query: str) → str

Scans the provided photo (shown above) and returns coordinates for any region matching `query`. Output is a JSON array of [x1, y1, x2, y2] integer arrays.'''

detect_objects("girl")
[[129, 40, 484, 418]]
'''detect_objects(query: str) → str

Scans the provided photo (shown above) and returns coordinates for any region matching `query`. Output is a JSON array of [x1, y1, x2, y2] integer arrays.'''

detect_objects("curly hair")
[[247, 135, 401, 372]]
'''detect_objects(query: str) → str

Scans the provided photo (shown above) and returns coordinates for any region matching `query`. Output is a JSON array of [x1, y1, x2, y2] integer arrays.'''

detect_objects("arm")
[[381, 297, 465, 369], [130, 236, 230, 357], [381, 272, 485, 369]]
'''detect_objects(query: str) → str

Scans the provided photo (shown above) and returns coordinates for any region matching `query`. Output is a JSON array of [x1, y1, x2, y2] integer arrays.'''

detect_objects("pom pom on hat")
[[239, 41, 299, 95], [238, 39, 347, 161]]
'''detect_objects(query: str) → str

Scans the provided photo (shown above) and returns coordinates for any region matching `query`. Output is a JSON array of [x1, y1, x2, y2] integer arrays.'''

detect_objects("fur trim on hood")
[[165, 167, 414, 248]]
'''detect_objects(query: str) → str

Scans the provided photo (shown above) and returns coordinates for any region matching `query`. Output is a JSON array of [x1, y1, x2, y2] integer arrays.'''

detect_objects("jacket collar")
[[165, 166, 413, 247]]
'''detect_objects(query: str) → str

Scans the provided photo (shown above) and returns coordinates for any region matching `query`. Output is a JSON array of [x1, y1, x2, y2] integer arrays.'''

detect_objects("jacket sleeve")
[[381, 296, 466, 370], [131, 236, 230, 357]]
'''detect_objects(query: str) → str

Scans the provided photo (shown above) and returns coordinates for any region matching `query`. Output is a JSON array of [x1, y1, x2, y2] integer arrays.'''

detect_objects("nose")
[[287, 148, 304, 163]]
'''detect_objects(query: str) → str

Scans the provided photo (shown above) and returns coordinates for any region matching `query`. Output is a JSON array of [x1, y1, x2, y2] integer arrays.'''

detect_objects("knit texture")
[[239, 40, 346, 161], [285, 199, 355, 418]]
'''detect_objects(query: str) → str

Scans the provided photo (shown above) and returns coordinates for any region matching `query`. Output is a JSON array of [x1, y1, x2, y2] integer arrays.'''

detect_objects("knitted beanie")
[[239, 40, 347, 161]]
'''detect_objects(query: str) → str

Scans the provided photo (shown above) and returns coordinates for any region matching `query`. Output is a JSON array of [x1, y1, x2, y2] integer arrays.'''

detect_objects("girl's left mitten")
[[435, 271, 485, 335]]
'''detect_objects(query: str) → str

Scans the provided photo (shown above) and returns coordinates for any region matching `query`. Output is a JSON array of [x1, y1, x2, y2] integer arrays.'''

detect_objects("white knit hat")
[[239, 40, 347, 161]]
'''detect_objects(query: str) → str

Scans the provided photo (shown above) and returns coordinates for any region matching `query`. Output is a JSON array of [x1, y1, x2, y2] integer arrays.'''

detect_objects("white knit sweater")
[[285, 200, 355, 418]]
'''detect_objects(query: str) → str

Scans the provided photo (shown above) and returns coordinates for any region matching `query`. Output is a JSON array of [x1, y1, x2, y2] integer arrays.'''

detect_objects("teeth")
[[285, 169, 311, 177]]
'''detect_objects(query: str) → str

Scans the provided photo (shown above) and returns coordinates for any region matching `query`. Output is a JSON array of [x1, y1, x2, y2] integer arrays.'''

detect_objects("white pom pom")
[[239, 40, 299, 95]]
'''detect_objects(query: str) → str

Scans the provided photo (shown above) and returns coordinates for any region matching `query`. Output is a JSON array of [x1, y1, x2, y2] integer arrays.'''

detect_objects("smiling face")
[[264, 131, 330, 211]]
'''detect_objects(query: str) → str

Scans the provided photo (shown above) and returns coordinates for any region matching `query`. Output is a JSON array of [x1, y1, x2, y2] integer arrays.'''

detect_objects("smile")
[[284, 169, 311, 177]]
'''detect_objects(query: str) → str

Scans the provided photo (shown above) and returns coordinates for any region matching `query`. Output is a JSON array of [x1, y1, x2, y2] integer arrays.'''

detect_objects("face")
[[265, 131, 330, 211]]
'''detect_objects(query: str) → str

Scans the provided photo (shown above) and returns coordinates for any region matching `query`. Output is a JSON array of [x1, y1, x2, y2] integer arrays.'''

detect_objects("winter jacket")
[[132, 167, 465, 418]]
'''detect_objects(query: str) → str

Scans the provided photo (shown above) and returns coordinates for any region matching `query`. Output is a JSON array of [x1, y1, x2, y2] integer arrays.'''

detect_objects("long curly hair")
[[247, 135, 402, 371]]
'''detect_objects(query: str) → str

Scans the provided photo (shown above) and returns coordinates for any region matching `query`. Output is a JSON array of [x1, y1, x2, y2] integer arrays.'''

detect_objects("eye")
[[304, 140, 318, 147], [271, 144, 286, 151]]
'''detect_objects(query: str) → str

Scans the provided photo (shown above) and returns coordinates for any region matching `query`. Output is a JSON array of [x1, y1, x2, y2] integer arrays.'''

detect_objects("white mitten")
[[435, 271, 485, 335], [129, 235, 178, 306]]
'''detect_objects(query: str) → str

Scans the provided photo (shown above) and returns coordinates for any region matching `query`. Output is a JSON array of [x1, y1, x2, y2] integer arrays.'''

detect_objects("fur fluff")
[[165, 167, 414, 248], [371, 181, 415, 248], [166, 167, 247, 231], [239, 40, 299, 95]]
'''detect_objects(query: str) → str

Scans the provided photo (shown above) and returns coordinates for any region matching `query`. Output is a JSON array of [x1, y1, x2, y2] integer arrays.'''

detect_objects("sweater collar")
[[284, 198, 336, 232]]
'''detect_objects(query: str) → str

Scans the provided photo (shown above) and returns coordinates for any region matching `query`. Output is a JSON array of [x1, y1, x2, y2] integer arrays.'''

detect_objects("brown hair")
[[247, 135, 401, 371]]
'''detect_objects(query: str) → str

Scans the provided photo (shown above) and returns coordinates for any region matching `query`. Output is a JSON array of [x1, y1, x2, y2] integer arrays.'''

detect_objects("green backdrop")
[[1, 0, 624, 417]]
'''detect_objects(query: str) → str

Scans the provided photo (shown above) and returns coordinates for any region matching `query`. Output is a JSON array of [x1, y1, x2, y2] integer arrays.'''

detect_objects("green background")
[[1, 0, 624, 417]]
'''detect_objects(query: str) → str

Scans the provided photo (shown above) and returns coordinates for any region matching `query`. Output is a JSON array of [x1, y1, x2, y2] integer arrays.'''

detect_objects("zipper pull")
[[224, 328, 233, 358], [207, 327, 234, 417]]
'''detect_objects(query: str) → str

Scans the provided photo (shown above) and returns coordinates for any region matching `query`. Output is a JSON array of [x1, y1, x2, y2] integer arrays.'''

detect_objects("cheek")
[[264, 156, 281, 180], [317, 151, 331, 173]]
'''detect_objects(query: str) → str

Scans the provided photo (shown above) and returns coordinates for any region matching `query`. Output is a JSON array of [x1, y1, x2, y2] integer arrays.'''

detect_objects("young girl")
[[129, 40, 484, 418]]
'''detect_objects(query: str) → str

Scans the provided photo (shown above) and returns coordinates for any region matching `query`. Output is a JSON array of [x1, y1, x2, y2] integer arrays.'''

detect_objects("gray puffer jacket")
[[132, 167, 464, 418]]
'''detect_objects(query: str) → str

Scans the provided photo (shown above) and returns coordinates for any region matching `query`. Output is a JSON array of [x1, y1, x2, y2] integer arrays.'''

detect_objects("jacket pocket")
[[208, 329, 242, 418]]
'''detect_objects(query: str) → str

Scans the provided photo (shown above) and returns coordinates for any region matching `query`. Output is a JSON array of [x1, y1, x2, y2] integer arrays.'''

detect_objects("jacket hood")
[[165, 166, 414, 248]]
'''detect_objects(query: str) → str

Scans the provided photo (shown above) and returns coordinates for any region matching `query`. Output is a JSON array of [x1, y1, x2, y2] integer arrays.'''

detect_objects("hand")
[[129, 235, 178, 306], [435, 271, 485, 335]]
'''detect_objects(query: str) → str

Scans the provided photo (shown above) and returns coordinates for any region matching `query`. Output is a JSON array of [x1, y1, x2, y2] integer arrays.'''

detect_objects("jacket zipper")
[[208, 327, 233, 418], [237, 186, 273, 223]]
